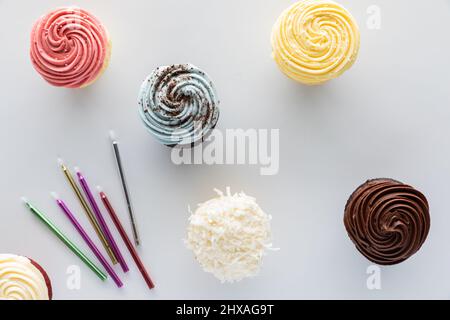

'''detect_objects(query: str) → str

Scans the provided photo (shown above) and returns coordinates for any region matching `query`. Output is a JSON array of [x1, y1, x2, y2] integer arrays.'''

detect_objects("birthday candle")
[[22, 197, 107, 281], [98, 186, 155, 290], [51, 192, 123, 288], [75, 167, 129, 273], [58, 158, 118, 265], [109, 131, 141, 246]]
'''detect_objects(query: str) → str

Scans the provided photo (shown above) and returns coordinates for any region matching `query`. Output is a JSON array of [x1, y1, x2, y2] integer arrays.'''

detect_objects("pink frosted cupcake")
[[30, 7, 111, 88], [0, 254, 52, 300]]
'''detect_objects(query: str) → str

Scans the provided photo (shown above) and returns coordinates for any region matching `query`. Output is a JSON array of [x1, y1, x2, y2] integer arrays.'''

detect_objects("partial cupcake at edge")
[[138, 64, 220, 147], [271, 0, 360, 85], [30, 6, 111, 88], [344, 179, 431, 265], [0, 254, 52, 300]]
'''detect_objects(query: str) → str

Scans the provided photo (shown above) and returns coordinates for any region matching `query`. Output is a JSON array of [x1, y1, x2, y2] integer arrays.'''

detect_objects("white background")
[[1, 0, 450, 300]]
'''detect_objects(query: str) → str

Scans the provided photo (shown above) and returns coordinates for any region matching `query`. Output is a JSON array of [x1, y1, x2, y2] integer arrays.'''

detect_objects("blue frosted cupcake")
[[138, 64, 220, 147]]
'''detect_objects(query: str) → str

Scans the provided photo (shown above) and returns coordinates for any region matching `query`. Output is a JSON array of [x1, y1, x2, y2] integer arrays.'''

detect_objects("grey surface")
[[1, 0, 450, 300]]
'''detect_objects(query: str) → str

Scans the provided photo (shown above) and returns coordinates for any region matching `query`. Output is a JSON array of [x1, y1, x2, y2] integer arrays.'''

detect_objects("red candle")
[[97, 187, 155, 290]]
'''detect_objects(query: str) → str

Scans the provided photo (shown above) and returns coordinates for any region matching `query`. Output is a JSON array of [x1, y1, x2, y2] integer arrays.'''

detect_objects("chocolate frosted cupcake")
[[344, 179, 430, 265], [138, 64, 220, 147]]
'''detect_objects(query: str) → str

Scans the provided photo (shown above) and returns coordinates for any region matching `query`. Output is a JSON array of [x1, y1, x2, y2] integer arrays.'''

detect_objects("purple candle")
[[51, 192, 123, 288], [75, 168, 129, 273]]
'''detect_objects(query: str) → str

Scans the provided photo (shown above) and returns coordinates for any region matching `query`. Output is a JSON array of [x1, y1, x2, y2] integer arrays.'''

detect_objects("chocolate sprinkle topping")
[[138, 64, 220, 147]]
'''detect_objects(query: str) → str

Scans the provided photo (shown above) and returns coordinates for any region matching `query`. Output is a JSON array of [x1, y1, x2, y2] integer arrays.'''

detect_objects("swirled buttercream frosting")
[[138, 64, 220, 147], [0, 254, 52, 300], [30, 7, 111, 88], [344, 179, 430, 265], [271, 0, 360, 85]]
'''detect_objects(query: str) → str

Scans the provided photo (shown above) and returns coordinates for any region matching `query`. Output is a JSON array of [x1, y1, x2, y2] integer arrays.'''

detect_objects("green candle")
[[22, 197, 107, 281]]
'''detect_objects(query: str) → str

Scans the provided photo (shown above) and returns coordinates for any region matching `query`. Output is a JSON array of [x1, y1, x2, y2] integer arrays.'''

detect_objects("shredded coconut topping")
[[185, 188, 275, 283]]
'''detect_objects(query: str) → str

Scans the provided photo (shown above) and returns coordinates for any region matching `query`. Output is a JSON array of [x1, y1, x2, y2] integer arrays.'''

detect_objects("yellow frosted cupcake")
[[271, 0, 360, 85]]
